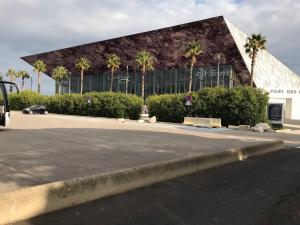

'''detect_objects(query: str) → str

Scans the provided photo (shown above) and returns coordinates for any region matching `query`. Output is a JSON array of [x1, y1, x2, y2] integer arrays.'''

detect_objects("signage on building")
[[269, 89, 300, 95], [268, 103, 284, 125]]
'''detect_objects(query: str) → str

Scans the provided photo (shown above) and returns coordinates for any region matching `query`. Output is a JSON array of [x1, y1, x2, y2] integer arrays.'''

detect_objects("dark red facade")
[[21, 16, 250, 84]]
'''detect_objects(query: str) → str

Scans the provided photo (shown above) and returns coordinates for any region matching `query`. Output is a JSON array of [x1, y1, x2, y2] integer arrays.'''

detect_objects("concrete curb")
[[0, 140, 284, 224]]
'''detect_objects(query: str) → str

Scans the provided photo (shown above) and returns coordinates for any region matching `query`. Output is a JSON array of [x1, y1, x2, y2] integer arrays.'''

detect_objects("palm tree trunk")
[[38, 71, 41, 93], [250, 53, 256, 87], [110, 69, 114, 92], [141, 68, 145, 101], [58, 82, 61, 95], [188, 63, 193, 93], [22, 78, 25, 91], [9, 77, 15, 93], [80, 69, 84, 95]]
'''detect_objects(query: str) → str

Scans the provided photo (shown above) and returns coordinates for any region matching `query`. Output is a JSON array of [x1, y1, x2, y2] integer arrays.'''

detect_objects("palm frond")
[[244, 33, 267, 58], [106, 54, 121, 70], [33, 60, 47, 73], [52, 66, 69, 82], [135, 50, 154, 71], [76, 57, 91, 71]]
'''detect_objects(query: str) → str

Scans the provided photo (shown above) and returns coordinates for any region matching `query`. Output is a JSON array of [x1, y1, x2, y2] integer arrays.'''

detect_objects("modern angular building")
[[22, 16, 300, 120]]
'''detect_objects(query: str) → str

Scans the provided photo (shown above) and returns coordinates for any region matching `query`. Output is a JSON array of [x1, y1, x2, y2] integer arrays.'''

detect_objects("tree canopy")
[[18, 70, 30, 80], [76, 57, 90, 71], [106, 54, 121, 71], [52, 66, 69, 82], [33, 60, 47, 73], [135, 50, 154, 72], [244, 34, 267, 58], [184, 41, 203, 65]]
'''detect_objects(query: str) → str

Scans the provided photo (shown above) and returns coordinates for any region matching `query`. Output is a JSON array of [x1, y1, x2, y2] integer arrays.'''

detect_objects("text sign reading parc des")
[[269, 89, 300, 95]]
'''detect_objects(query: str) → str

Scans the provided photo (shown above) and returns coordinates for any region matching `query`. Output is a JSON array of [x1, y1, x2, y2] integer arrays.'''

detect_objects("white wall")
[[291, 97, 300, 120], [268, 90, 300, 120], [225, 18, 300, 121], [285, 98, 293, 120]]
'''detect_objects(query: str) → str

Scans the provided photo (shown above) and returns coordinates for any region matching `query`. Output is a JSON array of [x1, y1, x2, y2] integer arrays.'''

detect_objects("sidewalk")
[[0, 112, 293, 224], [0, 112, 295, 194]]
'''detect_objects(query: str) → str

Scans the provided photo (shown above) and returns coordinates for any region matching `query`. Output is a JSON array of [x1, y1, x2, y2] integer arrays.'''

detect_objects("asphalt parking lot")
[[14, 147, 300, 225], [0, 112, 290, 194]]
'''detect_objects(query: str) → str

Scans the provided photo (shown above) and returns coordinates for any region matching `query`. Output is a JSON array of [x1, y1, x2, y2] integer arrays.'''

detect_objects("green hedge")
[[9, 87, 269, 125], [8, 91, 46, 110], [9, 91, 143, 119], [148, 86, 269, 126]]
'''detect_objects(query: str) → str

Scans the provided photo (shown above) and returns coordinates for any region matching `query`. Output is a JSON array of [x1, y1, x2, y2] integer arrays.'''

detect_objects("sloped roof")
[[21, 16, 251, 83], [21, 16, 300, 88], [225, 18, 300, 89]]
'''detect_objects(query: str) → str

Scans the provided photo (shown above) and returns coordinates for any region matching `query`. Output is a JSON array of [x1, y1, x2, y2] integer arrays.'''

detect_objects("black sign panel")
[[268, 103, 283, 124]]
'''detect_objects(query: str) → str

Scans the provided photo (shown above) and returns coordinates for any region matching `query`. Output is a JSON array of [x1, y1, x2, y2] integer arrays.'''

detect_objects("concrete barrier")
[[239, 125, 251, 130], [183, 117, 222, 128], [228, 125, 251, 130], [0, 140, 284, 224]]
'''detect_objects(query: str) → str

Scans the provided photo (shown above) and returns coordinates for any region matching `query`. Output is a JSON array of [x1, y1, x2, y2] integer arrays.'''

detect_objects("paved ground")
[[0, 112, 299, 193], [284, 119, 300, 130], [14, 147, 300, 225]]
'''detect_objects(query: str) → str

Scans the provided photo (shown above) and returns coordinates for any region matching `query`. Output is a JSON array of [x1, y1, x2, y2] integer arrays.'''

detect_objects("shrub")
[[9, 87, 268, 125], [148, 86, 269, 126], [9, 91, 143, 119], [147, 94, 187, 123], [9, 90, 46, 110]]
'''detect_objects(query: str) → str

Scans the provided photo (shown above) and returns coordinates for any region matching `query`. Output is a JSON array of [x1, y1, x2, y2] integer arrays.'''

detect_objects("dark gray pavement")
[[14, 147, 300, 225], [1, 112, 285, 194], [0, 128, 272, 194]]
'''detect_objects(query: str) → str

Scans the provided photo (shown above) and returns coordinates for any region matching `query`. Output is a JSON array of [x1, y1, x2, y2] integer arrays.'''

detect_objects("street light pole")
[[68, 71, 71, 94], [126, 65, 129, 94], [217, 54, 221, 87]]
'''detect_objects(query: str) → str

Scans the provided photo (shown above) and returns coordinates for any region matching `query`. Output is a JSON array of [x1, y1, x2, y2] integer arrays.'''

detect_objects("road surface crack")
[[265, 185, 300, 225]]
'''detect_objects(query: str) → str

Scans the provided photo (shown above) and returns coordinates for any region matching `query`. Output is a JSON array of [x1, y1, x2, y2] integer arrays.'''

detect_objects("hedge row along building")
[[22, 16, 300, 120]]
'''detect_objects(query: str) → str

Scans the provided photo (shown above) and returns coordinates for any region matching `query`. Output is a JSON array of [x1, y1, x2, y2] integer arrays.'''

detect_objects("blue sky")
[[0, 0, 299, 95]]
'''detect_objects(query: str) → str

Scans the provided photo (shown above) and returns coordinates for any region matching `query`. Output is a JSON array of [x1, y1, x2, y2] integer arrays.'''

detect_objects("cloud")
[[0, 0, 299, 94]]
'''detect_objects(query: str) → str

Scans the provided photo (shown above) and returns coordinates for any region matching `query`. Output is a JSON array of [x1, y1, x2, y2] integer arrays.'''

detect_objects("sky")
[[0, 0, 299, 95]]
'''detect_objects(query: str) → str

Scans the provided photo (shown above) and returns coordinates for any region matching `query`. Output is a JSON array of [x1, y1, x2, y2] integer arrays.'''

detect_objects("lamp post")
[[217, 54, 221, 87], [68, 71, 71, 94], [126, 65, 129, 94], [196, 68, 206, 90]]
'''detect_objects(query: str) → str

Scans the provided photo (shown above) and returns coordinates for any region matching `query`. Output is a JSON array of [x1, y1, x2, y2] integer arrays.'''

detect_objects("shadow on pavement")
[[0, 127, 273, 193], [0, 127, 298, 224], [13, 148, 300, 225]]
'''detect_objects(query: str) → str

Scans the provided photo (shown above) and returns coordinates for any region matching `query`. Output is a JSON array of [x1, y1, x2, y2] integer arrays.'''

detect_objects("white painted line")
[[296, 146, 300, 148]]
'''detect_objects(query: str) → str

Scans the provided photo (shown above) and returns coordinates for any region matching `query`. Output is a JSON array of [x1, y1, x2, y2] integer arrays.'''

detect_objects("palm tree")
[[6, 68, 18, 92], [52, 66, 70, 95], [184, 41, 203, 93], [33, 60, 47, 93], [244, 34, 267, 87], [135, 50, 154, 100], [6, 68, 17, 81], [75, 57, 90, 94], [18, 70, 30, 90], [106, 54, 121, 92]]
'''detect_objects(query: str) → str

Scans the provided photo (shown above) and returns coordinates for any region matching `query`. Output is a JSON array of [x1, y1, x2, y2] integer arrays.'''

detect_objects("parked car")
[[23, 105, 48, 115]]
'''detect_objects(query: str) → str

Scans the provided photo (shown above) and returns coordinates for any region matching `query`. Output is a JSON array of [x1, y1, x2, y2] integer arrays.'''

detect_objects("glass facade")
[[61, 64, 241, 96]]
